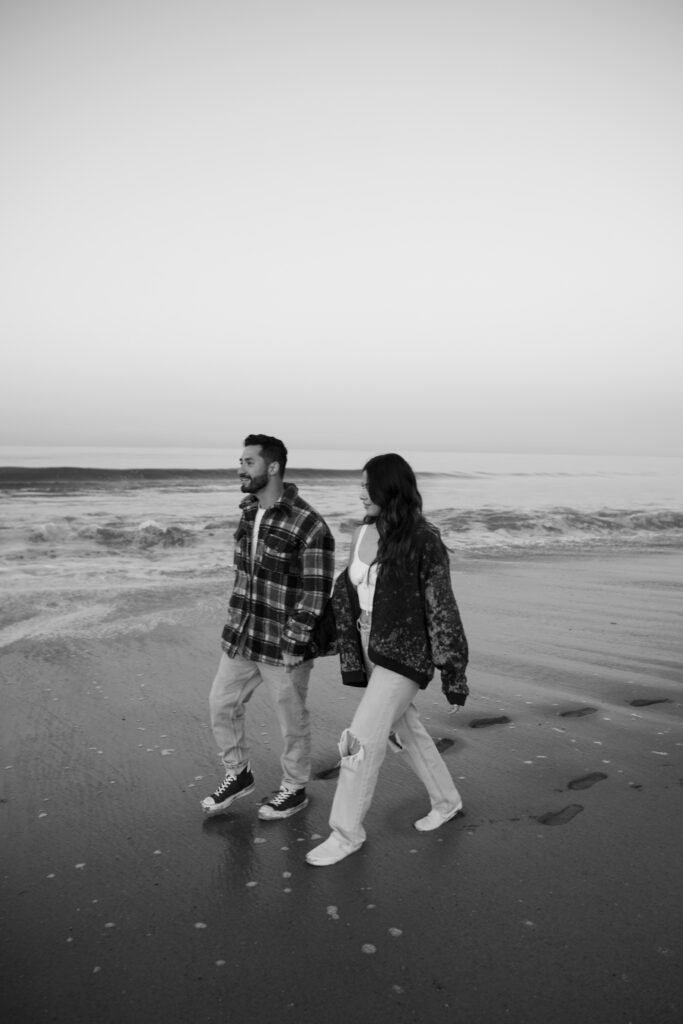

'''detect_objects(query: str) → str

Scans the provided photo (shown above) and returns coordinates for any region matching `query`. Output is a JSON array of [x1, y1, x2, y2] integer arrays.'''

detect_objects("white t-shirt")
[[251, 506, 266, 570]]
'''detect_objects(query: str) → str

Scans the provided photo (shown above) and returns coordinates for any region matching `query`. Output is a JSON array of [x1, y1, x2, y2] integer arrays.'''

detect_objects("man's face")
[[238, 446, 271, 494]]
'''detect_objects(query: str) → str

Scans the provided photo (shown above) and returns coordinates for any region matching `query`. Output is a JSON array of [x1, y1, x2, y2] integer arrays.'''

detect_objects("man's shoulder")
[[273, 484, 331, 545], [285, 487, 323, 520], [289, 492, 330, 534], [290, 489, 319, 515]]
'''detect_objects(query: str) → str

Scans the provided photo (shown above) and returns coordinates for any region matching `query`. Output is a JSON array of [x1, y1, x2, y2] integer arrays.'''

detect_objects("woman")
[[306, 453, 469, 867]]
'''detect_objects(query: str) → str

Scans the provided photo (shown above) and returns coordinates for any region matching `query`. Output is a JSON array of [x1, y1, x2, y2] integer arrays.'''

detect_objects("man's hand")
[[282, 652, 304, 673]]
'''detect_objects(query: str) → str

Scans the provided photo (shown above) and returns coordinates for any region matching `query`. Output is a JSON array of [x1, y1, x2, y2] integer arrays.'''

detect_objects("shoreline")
[[1, 549, 681, 1023]]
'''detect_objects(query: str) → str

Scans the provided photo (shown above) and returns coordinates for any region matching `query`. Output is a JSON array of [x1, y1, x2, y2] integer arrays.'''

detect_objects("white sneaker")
[[413, 801, 463, 832], [305, 833, 362, 866]]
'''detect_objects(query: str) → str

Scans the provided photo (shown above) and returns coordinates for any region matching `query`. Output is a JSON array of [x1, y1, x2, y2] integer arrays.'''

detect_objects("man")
[[201, 434, 335, 820]]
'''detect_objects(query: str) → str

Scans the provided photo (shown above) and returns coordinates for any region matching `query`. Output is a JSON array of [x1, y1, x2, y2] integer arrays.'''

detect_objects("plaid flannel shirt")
[[221, 484, 335, 666]]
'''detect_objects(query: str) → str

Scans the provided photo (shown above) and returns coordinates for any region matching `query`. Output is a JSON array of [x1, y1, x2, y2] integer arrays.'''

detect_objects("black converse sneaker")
[[201, 764, 255, 816], [258, 785, 308, 820]]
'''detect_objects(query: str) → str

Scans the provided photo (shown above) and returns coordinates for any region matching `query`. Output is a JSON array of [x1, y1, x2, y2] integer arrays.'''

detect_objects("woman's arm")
[[421, 531, 469, 706]]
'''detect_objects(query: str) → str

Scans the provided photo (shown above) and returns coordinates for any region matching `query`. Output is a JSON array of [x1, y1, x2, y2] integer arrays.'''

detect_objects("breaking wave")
[[28, 518, 196, 550], [434, 506, 683, 555]]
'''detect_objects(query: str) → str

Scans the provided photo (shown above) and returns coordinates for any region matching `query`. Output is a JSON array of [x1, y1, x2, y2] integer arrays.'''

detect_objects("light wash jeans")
[[328, 644, 460, 850], [209, 652, 313, 789]]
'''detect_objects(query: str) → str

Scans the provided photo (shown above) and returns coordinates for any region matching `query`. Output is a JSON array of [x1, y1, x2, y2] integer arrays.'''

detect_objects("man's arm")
[[281, 519, 335, 666]]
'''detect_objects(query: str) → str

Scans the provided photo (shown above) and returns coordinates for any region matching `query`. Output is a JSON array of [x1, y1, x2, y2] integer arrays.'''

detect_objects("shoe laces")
[[214, 770, 238, 798], [270, 785, 297, 806]]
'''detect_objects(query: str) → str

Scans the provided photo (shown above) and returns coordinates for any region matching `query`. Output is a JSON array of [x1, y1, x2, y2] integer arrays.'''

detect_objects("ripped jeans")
[[328, 637, 460, 850]]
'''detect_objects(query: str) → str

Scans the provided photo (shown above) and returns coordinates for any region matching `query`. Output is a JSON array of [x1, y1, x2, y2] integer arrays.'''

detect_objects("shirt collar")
[[239, 482, 299, 515]]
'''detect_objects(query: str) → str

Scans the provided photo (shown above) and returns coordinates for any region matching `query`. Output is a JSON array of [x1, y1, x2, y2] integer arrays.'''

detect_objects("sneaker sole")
[[306, 844, 362, 866], [201, 781, 255, 817], [257, 797, 309, 821]]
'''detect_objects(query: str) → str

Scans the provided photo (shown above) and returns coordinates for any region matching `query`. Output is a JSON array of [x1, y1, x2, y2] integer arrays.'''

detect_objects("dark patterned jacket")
[[221, 484, 335, 665], [331, 522, 469, 706]]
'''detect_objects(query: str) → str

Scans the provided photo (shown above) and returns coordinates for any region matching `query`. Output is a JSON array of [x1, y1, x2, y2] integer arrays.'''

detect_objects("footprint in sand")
[[536, 804, 584, 826], [434, 737, 455, 752], [559, 707, 597, 718], [469, 716, 511, 729], [568, 772, 608, 791], [629, 698, 672, 708]]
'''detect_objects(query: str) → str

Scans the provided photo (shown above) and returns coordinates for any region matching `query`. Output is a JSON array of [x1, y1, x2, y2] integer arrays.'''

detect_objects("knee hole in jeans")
[[338, 728, 365, 768]]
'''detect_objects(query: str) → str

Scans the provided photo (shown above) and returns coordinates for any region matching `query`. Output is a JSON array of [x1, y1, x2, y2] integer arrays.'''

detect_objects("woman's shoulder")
[[349, 522, 365, 545], [414, 520, 448, 560], [415, 519, 443, 543], [345, 522, 366, 561]]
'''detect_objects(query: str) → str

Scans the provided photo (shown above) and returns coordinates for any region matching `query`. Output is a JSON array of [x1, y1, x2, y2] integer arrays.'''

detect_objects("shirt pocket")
[[261, 534, 301, 578]]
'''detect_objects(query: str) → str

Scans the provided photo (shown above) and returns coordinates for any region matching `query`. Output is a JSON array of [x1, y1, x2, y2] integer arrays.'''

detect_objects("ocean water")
[[1, 446, 682, 605]]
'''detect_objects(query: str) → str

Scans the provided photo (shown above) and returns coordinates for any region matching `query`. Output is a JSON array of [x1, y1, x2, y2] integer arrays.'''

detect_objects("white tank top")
[[348, 524, 378, 612]]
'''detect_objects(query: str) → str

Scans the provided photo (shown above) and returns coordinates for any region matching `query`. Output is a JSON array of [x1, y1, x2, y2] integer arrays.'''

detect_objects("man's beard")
[[240, 471, 269, 493]]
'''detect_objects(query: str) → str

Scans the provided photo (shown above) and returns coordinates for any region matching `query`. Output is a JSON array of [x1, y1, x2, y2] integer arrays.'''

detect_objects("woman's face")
[[360, 471, 382, 518]]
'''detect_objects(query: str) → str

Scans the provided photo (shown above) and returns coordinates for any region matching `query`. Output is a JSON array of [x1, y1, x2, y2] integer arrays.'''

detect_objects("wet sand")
[[1, 552, 682, 1024]]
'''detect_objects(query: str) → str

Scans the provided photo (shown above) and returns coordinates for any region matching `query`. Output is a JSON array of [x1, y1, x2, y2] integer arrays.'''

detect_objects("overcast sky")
[[1, 0, 681, 456]]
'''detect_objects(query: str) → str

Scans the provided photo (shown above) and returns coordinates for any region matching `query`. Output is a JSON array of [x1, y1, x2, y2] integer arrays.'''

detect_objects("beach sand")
[[1, 552, 681, 1024]]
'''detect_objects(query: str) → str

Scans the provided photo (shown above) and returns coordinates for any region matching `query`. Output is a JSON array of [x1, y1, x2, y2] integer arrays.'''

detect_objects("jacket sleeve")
[[330, 570, 367, 684], [421, 531, 469, 706], [281, 520, 336, 658]]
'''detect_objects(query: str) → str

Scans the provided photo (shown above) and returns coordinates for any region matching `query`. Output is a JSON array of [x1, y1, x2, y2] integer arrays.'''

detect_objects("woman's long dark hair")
[[363, 453, 425, 576]]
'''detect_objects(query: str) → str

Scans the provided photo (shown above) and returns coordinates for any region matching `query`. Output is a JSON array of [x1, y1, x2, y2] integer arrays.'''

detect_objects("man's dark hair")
[[243, 434, 288, 477]]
